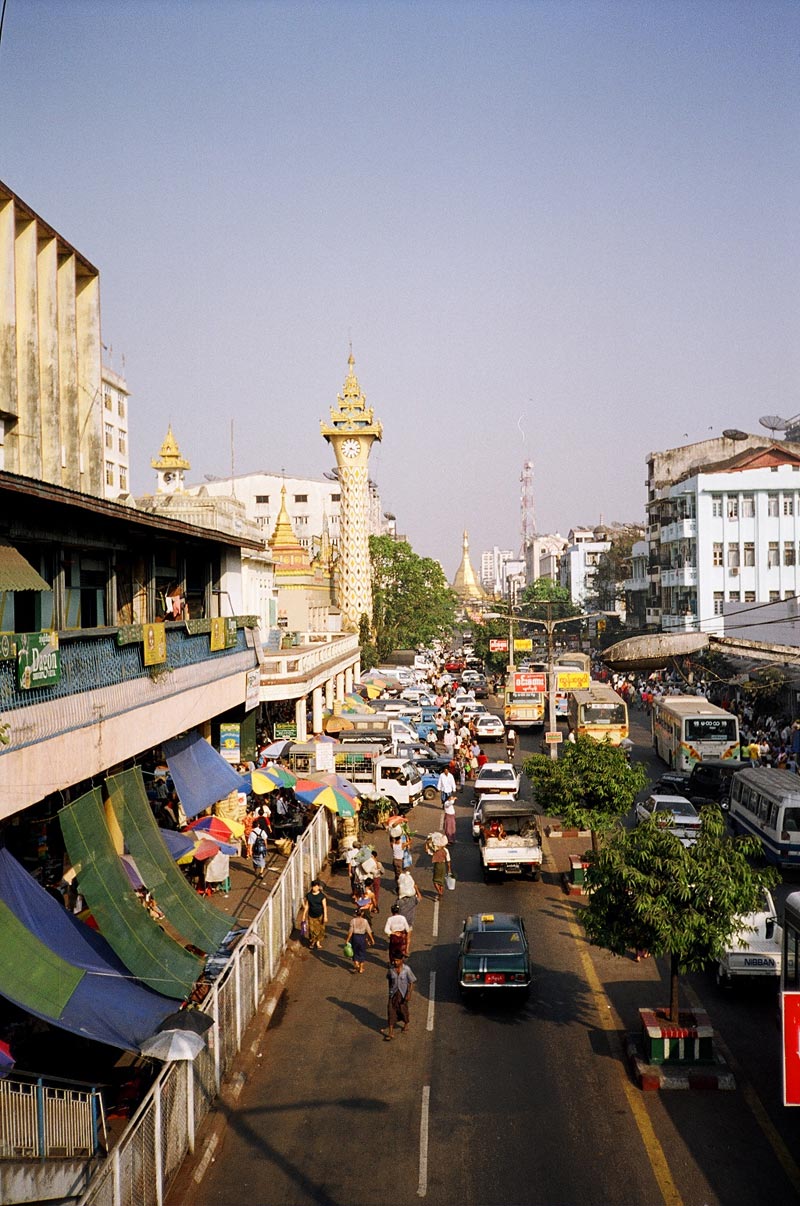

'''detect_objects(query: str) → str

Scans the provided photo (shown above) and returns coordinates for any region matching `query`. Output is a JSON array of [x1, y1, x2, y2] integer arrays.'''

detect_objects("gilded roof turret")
[[452, 529, 486, 600], [321, 353, 383, 440], [151, 425, 190, 472], [269, 485, 311, 571]]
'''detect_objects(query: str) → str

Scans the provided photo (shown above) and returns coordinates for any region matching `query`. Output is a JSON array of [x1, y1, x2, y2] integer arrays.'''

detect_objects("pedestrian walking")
[[299, 878, 328, 949], [382, 955, 417, 1040], [384, 903, 412, 959], [389, 828, 407, 886], [396, 868, 422, 927], [248, 819, 269, 879], [430, 843, 451, 898], [345, 907, 374, 974]]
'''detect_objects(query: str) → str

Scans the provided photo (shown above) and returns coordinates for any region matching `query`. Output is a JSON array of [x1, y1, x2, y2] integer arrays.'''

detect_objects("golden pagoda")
[[452, 530, 486, 601], [268, 486, 312, 572]]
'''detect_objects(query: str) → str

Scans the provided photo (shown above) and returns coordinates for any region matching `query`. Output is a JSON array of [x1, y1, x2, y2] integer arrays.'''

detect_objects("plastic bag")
[[402, 850, 413, 869], [343, 941, 354, 959], [445, 874, 456, 891]]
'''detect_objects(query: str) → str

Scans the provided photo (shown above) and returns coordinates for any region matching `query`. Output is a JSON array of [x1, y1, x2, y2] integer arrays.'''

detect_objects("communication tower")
[[520, 460, 537, 554]]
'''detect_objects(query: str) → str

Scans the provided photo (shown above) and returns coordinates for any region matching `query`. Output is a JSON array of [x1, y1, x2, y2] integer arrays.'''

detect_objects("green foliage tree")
[[592, 527, 643, 610], [471, 616, 512, 675], [524, 736, 647, 852], [358, 613, 378, 672], [582, 807, 779, 1022], [369, 535, 458, 663], [518, 578, 582, 622]]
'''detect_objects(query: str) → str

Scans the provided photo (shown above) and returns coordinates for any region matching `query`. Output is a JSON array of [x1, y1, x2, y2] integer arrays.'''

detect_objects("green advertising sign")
[[225, 618, 238, 648], [17, 632, 61, 690], [274, 722, 297, 740], [0, 632, 16, 661]]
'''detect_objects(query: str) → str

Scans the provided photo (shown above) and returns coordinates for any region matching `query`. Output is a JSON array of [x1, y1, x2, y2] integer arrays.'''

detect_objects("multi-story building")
[[524, 533, 568, 584], [646, 436, 800, 633], [101, 364, 130, 497], [559, 527, 612, 608], [480, 546, 514, 594], [623, 539, 649, 629]]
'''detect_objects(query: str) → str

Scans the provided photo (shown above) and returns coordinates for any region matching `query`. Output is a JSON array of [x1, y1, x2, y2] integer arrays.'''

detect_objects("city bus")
[[651, 696, 739, 772], [552, 652, 591, 717], [730, 767, 800, 870], [567, 684, 629, 745], [503, 670, 546, 729]]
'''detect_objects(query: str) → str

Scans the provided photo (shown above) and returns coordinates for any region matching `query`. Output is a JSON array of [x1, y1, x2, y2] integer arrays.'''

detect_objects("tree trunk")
[[590, 828, 599, 855], [669, 953, 680, 1024]]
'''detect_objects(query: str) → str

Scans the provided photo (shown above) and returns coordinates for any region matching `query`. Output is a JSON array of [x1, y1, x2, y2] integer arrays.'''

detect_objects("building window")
[[745, 591, 756, 602], [770, 590, 781, 601], [118, 399, 125, 418], [711, 495, 723, 518], [331, 493, 341, 502], [786, 543, 797, 566], [713, 592, 724, 615], [729, 592, 740, 603], [118, 433, 126, 454], [727, 543, 740, 568], [741, 494, 755, 518], [785, 496, 795, 517], [743, 542, 755, 566], [105, 461, 114, 487], [727, 496, 739, 520], [255, 495, 270, 504], [104, 423, 113, 450], [786, 591, 797, 600], [104, 391, 112, 411], [713, 542, 723, 566], [768, 542, 780, 568], [768, 493, 779, 517], [119, 468, 127, 491], [294, 494, 308, 503]]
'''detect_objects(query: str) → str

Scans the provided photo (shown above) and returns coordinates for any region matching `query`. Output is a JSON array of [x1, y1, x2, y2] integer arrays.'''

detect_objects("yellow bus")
[[503, 670, 546, 729], [552, 652, 591, 717], [568, 684, 629, 745]]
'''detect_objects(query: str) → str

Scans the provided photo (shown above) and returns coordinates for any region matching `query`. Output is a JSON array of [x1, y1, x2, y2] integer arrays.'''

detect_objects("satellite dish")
[[722, 428, 748, 441], [760, 414, 788, 433]]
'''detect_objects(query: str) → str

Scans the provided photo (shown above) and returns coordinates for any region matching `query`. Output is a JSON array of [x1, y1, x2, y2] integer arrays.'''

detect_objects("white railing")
[[76, 806, 332, 1206], [261, 632, 359, 681], [0, 1077, 101, 1159]]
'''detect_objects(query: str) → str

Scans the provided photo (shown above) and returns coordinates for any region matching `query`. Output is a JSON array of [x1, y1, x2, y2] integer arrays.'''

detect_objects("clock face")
[[341, 438, 360, 459]]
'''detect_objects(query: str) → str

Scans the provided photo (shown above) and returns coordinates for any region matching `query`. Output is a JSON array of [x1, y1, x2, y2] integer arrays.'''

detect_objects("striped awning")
[[0, 540, 50, 591]]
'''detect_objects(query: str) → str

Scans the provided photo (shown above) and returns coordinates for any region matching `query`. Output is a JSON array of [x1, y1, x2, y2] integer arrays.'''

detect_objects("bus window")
[[785, 925, 800, 990], [783, 807, 800, 834]]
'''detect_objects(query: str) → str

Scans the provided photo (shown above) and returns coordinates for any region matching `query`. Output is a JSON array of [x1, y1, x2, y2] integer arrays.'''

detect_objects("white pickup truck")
[[476, 799, 543, 882], [715, 889, 782, 987]]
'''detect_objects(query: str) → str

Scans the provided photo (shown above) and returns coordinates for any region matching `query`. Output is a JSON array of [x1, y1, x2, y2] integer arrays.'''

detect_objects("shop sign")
[[513, 638, 533, 652], [0, 632, 16, 660], [513, 671, 546, 694], [143, 622, 167, 666], [489, 639, 509, 652], [274, 722, 297, 740], [17, 631, 60, 690], [556, 671, 590, 691], [244, 667, 261, 712], [210, 617, 227, 651], [315, 742, 335, 772], [225, 618, 238, 648], [219, 722, 241, 763]]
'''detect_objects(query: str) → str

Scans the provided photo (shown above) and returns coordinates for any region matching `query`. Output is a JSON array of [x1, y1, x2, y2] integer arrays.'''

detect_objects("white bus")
[[568, 684, 629, 746], [729, 768, 800, 869], [651, 695, 739, 772]]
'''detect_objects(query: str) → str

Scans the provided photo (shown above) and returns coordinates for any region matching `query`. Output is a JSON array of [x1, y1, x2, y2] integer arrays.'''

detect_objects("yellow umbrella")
[[360, 683, 382, 699], [251, 770, 280, 794]]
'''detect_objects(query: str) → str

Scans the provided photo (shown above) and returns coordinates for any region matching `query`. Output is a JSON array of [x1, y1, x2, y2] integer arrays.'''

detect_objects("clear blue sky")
[[2, 0, 798, 576]]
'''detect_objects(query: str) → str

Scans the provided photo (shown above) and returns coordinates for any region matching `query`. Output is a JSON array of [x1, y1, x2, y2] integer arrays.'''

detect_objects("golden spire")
[[452, 529, 486, 600], [151, 425, 190, 472], [321, 351, 383, 440], [268, 486, 311, 571]]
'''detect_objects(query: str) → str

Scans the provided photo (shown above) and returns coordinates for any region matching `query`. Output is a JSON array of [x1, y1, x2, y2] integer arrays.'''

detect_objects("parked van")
[[284, 743, 422, 812], [729, 768, 800, 868]]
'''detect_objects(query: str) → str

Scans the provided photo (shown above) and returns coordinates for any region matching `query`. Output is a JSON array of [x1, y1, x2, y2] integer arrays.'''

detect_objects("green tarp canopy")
[[60, 788, 201, 1000], [106, 767, 234, 953]]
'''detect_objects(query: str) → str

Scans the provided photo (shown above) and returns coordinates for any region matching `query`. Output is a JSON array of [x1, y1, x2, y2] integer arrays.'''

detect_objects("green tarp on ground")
[[0, 899, 83, 1016], [59, 787, 201, 1000], [106, 767, 234, 953]]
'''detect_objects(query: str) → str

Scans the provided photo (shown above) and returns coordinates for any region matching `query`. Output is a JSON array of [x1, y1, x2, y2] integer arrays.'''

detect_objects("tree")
[[471, 616, 512, 674], [592, 525, 644, 611], [524, 736, 647, 852], [582, 806, 779, 1022], [518, 578, 582, 622], [358, 613, 379, 672], [369, 535, 458, 663]]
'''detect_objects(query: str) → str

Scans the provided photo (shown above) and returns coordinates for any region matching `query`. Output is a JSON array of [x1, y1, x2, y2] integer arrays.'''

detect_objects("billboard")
[[513, 672, 546, 694], [489, 638, 509, 652]]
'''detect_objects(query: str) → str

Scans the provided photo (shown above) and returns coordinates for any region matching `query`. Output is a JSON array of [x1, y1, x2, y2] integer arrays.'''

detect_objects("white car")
[[634, 793, 702, 847], [474, 762, 520, 797], [475, 714, 505, 742], [400, 687, 433, 705]]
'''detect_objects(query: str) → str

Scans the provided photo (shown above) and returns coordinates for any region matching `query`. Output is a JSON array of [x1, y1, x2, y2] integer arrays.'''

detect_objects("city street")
[[168, 707, 800, 1206]]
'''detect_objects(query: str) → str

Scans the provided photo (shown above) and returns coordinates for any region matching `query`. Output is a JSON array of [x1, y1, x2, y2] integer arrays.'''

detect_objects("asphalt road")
[[168, 707, 800, 1206]]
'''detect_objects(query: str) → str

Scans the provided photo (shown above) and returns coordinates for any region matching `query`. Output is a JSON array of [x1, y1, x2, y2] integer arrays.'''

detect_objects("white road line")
[[193, 1132, 219, 1184], [432, 899, 439, 938], [417, 1084, 430, 1198], [426, 971, 436, 1032]]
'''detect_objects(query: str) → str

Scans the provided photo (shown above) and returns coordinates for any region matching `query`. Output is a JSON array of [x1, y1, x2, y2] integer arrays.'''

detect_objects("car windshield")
[[479, 768, 514, 782], [654, 799, 698, 817], [465, 931, 524, 953]]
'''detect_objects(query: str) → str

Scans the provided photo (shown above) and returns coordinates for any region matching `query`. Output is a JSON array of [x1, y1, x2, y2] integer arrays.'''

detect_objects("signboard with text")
[[274, 722, 297, 740], [544, 731, 563, 743], [244, 667, 261, 712], [210, 617, 227, 651], [219, 722, 241, 764], [513, 638, 533, 652], [556, 671, 591, 691], [513, 672, 547, 694], [489, 638, 509, 652], [782, 991, 800, 1106], [142, 622, 167, 666], [17, 631, 60, 690]]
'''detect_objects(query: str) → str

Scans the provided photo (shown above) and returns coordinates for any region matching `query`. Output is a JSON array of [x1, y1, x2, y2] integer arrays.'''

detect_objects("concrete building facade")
[[101, 365, 130, 498]]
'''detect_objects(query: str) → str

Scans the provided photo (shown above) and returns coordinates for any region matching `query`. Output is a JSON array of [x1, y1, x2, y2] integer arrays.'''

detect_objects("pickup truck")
[[715, 889, 782, 987], [476, 799, 543, 882], [285, 743, 422, 813]]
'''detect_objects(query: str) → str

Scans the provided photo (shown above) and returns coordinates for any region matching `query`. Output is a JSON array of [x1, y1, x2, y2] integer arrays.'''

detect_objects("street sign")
[[513, 672, 546, 694], [544, 731, 562, 743], [782, 991, 800, 1105], [489, 638, 509, 652], [557, 671, 590, 691]]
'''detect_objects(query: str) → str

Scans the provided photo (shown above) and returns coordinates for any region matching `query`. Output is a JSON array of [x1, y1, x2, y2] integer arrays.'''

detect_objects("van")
[[729, 768, 800, 868]]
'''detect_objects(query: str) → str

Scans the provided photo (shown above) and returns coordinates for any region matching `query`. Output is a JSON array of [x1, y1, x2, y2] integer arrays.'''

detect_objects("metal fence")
[[76, 807, 332, 1206], [0, 1077, 101, 1159]]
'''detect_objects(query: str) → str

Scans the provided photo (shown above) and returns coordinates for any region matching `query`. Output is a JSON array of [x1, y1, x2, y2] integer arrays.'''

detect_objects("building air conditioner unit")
[[730, 567, 739, 576]]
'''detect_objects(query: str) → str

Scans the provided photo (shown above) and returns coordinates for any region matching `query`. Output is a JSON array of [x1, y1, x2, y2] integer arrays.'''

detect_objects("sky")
[[2, 0, 798, 577]]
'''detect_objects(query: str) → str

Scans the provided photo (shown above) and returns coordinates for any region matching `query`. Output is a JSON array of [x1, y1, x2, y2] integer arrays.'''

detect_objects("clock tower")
[[321, 353, 383, 631], [151, 426, 190, 494]]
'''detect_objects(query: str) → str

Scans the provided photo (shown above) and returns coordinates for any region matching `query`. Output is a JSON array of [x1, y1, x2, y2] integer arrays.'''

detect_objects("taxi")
[[457, 912, 531, 1000]]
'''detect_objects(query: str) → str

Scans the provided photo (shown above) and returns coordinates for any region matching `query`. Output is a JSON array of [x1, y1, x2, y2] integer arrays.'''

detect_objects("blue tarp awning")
[[163, 732, 244, 819], [0, 848, 180, 1051]]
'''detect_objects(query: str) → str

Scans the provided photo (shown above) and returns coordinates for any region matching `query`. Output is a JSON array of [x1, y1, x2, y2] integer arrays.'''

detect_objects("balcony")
[[662, 565, 698, 588], [662, 613, 700, 632], [660, 518, 697, 544], [645, 606, 662, 623], [259, 632, 360, 701]]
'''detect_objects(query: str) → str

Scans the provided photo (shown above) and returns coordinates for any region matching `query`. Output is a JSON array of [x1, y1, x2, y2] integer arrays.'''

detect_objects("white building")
[[559, 527, 612, 608], [524, 533, 567, 584], [101, 365, 130, 498], [623, 539, 649, 629], [479, 546, 514, 594], [651, 441, 800, 634]]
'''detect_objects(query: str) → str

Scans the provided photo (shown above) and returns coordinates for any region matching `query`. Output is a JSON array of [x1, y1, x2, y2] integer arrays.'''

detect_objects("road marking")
[[426, 971, 436, 1032], [683, 982, 800, 1197], [563, 902, 683, 1206], [417, 1084, 430, 1197], [193, 1132, 219, 1184], [432, 899, 439, 938]]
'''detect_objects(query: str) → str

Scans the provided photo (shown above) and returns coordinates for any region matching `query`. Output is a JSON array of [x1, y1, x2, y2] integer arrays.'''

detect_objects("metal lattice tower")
[[520, 459, 537, 553]]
